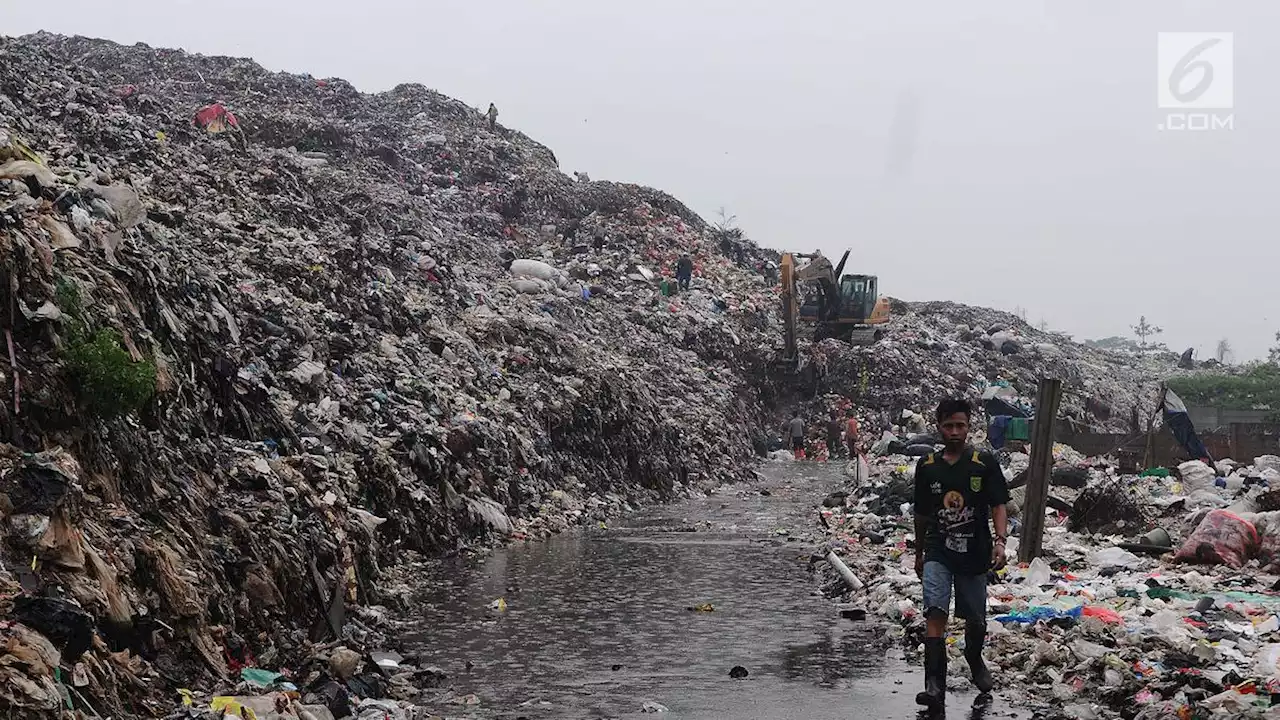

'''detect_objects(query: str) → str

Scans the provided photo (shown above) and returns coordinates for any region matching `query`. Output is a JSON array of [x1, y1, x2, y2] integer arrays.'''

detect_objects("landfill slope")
[[0, 32, 778, 716], [806, 300, 1167, 436]]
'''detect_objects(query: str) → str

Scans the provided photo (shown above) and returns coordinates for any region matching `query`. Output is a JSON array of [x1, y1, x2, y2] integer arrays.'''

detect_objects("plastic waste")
[[1255, 643, 1280, 680], [1089, 547, 1143, 569], [240, 667, 282, 688], [1179, 460, 1216, 494], [1146, 586, 1197, 601], [1025, 557, 1051, 586], [1173, 509, 1259, 568], [994, 604, 1083, 624], [1081, 605, 1123, 624]]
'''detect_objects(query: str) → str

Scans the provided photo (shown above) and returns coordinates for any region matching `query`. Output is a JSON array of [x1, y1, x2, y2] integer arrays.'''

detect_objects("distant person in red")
[[845, 412, 860, 458]]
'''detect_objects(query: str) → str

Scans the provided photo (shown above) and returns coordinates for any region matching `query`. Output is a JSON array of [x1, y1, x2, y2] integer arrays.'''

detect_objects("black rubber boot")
[[915, 637, 947, 709], [965, 622, 994, 694]]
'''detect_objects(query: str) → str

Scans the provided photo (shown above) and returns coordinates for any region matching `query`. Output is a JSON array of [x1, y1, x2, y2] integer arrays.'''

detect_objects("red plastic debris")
[[194, 103, 240, 133]]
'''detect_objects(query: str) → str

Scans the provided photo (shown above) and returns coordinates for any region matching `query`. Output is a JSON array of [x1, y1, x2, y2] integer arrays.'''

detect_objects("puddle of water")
[[403, 462, 1027, 719]]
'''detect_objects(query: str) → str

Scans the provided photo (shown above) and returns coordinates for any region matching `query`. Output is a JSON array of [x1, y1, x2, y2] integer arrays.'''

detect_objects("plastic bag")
[[1025, 557, 1051, 586], [1174, 509, 1260, 568], [1082, 605, 1123, 624], [1255, 455, 1280, 474], [845, 454, 871, 486], [994, 604, 1083, 624], [1089, 547, 1144, 569], [1179, 460, 1216, 494], [1254, 643, 1280, 680]]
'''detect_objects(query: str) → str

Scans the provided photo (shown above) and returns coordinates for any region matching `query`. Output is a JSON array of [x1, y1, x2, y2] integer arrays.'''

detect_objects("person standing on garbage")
[[486, 103, 499, 130], [825, 412, 843, 460], [844, 411, 860, 459], [912, 398, 1010, 710], [785, 412, 806, 460], [675, 254, 694, 291]]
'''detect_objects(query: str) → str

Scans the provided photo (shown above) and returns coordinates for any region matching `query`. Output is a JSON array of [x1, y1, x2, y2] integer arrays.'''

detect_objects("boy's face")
[[938, 412, 970, 449]]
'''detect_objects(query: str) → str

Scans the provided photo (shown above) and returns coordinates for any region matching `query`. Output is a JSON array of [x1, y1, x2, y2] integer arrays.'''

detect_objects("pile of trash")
[[0, 32, 790, 716], [820, 448, 1280, 719], [803, 301, 1170, 434]]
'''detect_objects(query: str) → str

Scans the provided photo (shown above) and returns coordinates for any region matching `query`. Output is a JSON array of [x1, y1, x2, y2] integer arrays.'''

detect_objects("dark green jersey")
[[913, 448, 1011, 575]]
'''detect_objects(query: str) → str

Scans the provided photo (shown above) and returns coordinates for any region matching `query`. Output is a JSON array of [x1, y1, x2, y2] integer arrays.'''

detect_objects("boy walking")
[[913, 398, 1010, 710]]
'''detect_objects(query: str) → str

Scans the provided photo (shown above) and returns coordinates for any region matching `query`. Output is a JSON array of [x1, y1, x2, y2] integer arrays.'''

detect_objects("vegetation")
[[1168, 363, 1280, 412], [1086, 335, 1142, 352], [1131, 316, 1163, 349], [56, 277, 155, 419], [64, 328, 156, 419]]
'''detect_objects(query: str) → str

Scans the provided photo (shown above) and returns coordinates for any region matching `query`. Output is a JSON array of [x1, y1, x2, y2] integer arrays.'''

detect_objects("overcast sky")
[[6, 1, 1279, 359]]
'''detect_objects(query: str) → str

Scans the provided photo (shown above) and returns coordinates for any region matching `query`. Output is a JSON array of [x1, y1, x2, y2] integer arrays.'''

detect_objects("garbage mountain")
[[796, 300, 1168, 443], [0, 33, 1166, 718], [0, 32, 781, 717]]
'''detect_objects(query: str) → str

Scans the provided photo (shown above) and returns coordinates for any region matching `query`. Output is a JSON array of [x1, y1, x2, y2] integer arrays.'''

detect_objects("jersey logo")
[[971, 450, 984, 466], [970, 475, 983, 492], [944, 490, 964, 509]]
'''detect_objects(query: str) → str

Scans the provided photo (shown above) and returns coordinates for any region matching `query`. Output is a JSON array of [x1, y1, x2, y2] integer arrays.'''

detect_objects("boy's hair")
[[935, 398, 972, 423]]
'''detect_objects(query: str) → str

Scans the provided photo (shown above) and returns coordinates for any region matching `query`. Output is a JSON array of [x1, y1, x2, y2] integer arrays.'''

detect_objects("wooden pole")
[[1018, 377, 1063, 563], [1145, 387, 1167, 469]]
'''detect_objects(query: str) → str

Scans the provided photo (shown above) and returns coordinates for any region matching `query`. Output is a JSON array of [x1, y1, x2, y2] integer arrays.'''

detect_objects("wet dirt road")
[[407, 462, 1026, 719]]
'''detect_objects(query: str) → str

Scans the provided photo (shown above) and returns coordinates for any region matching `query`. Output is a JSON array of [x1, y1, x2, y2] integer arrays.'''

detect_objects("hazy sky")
[[7, 1, 1279, 359]]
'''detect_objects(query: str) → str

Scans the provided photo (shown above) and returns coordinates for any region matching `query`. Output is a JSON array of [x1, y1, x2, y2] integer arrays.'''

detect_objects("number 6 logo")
[[1169, 38, 1220, 104], [1157, 32, 1234, 110]]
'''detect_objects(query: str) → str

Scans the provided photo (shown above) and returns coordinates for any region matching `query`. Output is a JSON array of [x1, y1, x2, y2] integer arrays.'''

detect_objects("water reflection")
[[401, 464, 1024, 719]]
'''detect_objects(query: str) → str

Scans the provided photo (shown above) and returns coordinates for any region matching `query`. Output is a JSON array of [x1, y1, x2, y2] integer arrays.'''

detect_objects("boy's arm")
[[913, 459, 931, 567]]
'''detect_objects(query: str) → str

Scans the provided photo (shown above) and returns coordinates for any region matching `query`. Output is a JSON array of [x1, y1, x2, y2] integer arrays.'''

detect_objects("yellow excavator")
[[779, 250, 890, 365]]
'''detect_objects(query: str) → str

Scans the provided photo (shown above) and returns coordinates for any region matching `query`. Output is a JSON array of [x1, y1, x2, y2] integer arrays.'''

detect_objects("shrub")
[[63, 328, 156, 419]]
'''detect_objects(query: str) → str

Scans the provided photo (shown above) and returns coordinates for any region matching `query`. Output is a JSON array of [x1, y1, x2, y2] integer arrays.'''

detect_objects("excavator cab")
[[839, 274, 878, 322]]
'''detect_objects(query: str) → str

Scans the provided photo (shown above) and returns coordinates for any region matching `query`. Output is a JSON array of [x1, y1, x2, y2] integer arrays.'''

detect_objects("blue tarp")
[[1163, 388, 1212, 463], [989, 416, 1011, 449]]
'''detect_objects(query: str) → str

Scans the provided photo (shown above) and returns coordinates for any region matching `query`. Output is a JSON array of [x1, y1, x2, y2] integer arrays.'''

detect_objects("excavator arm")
[[792, 250, 850, 322], [780, 254, 798, 363]]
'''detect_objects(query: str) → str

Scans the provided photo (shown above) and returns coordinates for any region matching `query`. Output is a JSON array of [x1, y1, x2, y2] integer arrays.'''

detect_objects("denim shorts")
[[923, 560, 988, 621]]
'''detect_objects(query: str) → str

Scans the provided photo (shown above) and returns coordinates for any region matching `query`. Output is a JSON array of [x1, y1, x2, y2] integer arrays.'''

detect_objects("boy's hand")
[[991, 540, 1008, 571]]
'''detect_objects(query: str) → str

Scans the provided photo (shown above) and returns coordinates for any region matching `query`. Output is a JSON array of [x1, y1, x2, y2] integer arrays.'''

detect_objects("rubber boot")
[[965, 622, 994, 694], [915, 637, 946, 709]]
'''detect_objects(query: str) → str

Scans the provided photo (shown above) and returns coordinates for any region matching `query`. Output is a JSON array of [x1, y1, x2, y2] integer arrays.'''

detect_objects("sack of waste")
[[1178, 460, 1217, 495], [1173, 509, 1259, 568]]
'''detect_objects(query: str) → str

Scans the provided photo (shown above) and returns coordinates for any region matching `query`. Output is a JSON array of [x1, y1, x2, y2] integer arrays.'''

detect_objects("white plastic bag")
[[1254, 643, 1280, 680], [846, 455, 870, 486], [1025, 557, 1051, 586], [1089, 547, 1143, 569], [1179, 460, 1217, 495], [1255, 455, 1280, 474]]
